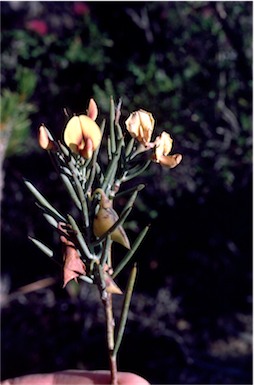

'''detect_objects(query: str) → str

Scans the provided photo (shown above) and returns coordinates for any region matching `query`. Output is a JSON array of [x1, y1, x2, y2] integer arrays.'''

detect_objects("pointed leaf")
[[28, 236, 54, 258], [112, 225, 149, 278], [25, 180, 65, 221]]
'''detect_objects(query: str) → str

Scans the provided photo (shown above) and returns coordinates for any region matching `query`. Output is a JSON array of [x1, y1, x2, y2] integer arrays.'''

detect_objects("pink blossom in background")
[[26, 19, 48, 36], [73, 2, 90, 15]]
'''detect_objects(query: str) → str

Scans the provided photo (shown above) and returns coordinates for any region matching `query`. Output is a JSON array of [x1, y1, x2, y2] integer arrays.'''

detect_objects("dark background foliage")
[[1, 2, 252, 384]]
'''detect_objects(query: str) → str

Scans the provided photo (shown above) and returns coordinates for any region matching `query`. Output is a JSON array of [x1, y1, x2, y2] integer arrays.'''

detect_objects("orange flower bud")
[[87, 98, 98, 121], [64, 115, 101, 159], [125, 109, 155, 145], [38, 125, 56, 151]]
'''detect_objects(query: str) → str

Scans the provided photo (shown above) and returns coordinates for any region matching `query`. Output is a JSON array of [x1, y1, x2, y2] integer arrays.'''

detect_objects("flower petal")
[[64, 116, 83, 154], [125, 109, 155, 145], [158, 153, 183, 168], [64, 115, 102, 159]]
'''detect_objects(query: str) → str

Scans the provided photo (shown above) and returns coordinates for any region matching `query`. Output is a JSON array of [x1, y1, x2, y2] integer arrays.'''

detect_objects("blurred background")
[[1, 2, 252, 384]]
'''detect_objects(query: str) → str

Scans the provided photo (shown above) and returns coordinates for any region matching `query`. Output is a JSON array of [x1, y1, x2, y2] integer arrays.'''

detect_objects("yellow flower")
[[125, 109, 155, 145], [64, 114, 101, 159], [152, 131, 182, 169]]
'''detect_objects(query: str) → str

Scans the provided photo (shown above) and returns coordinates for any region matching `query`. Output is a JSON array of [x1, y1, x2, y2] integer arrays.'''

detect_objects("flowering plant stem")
[[27, 97, 182, 385]]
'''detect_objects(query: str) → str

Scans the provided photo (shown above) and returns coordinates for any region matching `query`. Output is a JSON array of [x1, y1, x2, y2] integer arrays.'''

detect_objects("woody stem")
[[103, 292, 118, 385], [100, 242, 118, 385]]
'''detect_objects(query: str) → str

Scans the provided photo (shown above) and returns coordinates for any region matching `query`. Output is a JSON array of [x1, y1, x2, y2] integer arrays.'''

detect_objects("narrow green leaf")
[[110, 96, 116, 154], [125, 137, 135, 158], [67, 214, 92, 260], [85, 120, 105, 194], [25, 180, 65, 221], [115, 184, 145, 199], [102, 137, 124, 191], [60, 173, 82, 210], [29, 236, 54, 258], [78, 275, 94, 284], [113, 264, 137, 356], [43, 213, 58, 228], [123, 160, 151, 182], [64, 156, 89, 227], [116, 123, 123, 141], [100, 235, 112, 266], [112, 225, 149, 278]]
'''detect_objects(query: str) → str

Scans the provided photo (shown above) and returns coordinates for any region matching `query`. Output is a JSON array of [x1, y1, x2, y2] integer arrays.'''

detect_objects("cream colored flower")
[[158, 153, 183, 168], [152, 131, 182, 169], [64, 115, 101, 159], [154, 131, 173, 161], [125, 109, 155, 145]]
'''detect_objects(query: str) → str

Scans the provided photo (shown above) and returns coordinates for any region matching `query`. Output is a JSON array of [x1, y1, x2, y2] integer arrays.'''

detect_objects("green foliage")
[[0, 88, 37, 156]]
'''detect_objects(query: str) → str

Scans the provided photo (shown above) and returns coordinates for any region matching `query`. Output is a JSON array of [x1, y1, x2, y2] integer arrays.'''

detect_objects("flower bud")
[[87, 98, 98, 121], [38, 125, 56, 151], [125, 109, 155, 145], [64, 115, 101, 159]]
